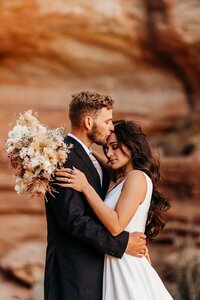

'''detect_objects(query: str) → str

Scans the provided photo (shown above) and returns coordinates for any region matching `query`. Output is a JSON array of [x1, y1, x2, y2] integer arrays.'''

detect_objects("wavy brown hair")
[[104, 120, 170, 241]]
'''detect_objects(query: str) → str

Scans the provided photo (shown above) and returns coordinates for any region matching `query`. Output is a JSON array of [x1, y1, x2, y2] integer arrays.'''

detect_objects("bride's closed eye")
[[112, 143, 119, 150], [104, 145, 119, 154]]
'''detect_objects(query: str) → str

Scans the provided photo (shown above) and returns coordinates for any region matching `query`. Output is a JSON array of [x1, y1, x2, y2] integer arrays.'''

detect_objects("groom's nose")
[[110, 123, 114, 131]]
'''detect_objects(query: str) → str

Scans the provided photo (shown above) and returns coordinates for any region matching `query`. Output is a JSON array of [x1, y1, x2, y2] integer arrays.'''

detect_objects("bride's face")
[[104, 133, 132, 171]]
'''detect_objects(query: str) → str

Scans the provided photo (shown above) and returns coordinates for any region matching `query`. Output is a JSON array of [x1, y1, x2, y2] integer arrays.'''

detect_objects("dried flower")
[[6, 110, 72, 199]]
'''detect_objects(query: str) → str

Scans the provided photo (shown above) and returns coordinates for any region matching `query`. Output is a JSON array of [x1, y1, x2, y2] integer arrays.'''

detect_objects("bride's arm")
[[56, 168, 147, 236]]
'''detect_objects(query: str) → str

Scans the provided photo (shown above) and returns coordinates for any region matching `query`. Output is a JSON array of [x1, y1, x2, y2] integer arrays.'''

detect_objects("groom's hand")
[[125, 232, 146, 257]]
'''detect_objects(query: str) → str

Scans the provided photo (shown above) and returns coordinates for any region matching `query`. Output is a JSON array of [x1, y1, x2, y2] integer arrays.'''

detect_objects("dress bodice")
[[103, 172, 173, 300], [104, 172, 153, 233]]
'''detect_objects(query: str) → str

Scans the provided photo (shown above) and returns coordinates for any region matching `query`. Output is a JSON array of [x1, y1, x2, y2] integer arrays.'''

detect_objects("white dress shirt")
[[68, 133, 103, 185]]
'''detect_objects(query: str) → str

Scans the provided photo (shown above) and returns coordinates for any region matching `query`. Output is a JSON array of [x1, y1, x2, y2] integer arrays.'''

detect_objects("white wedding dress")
[[103, 172, 173, 300]]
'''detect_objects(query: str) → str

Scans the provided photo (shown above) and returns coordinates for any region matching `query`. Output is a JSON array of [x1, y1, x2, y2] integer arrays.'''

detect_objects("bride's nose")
[[106, 148, 113, 158]]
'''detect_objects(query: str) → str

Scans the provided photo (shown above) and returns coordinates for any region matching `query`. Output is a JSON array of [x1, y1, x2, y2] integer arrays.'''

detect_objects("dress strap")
[[107, 176, 126, 194]]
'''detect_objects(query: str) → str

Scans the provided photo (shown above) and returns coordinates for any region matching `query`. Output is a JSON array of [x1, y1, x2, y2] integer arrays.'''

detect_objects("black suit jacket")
[[44, 136, 129, 300]]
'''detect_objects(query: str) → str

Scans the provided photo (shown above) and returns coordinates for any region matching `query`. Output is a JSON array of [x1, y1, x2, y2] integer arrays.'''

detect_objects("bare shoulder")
[[119, 170, 147, 205], [126, 169, 146, 182], [123, 170, 147, 190]]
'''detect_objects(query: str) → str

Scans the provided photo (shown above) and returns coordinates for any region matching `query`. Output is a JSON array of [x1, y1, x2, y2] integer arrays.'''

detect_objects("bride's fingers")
[[57, 168, 75, 173], [55, 177, 72, 182], [55, 178, 75, 184], [140, 249, 145, 255], [64, 168, 76, 174], [55, 172, 66, 177], [56, 168, 68, 172], [56, 169, 76, 177], [55, 174, 69, 181], [144, 246, 149, 256], [138, 252, 144, 258], [145, 252, 152, 265], [53, 181, 74, 186], [55, 172, 71, 178]]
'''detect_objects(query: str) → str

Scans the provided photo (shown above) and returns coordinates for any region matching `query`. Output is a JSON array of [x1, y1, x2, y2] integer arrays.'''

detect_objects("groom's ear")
[[84, 115, 94, 131]]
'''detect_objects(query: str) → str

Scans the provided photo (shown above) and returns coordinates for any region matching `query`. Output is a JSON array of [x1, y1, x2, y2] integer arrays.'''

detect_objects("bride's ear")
[[84, 116, 93, 131]]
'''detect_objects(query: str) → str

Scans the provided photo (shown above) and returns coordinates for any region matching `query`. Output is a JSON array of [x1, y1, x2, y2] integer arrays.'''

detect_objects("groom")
[[44, 91, 146, 300]]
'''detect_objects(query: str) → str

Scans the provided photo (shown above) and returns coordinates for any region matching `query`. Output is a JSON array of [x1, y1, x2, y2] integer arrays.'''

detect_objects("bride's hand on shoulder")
[[55, 167, 88, 192]]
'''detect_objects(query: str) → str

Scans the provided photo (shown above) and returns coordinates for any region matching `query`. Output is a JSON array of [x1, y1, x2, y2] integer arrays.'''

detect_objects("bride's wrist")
[[84, 183, 93, 195]]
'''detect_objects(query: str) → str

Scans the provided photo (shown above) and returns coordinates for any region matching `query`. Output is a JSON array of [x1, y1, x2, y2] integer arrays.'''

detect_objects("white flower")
[[15, 185, 20, 191], [6, 145, 15, 154], [8, 125, 30, 141], [37, 124, 47, 136], [30, 157, 40, 169], [43, 147, 54, 157], [15, 177, 22, 183], [15, 182, 27, 195], [19, 148, 28, 159], [6, 110, 71, 198], [27, 147, 34, 157]]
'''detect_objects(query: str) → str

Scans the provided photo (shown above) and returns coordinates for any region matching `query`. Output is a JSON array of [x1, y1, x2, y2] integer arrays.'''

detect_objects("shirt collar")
[[68, 133, 91, 155]]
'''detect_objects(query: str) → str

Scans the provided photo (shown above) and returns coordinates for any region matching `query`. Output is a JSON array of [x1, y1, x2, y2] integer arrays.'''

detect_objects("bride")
[[56, 120, 173, 300]]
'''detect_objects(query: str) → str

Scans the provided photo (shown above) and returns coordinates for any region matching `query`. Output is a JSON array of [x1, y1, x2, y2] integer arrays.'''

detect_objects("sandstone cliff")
[[0, 0, 200, 299]]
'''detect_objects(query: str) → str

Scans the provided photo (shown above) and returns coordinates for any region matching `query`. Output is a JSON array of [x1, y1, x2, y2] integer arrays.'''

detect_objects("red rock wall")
[[0, 0, 200, 298]]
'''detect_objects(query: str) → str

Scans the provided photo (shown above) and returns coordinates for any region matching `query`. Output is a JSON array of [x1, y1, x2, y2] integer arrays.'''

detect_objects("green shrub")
[[174, 249, 200, 300]]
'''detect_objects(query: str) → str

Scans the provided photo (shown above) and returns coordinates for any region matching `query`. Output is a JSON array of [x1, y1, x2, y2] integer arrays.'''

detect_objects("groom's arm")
[[47, 185, 127, 258], [47, 185, 146, 258]]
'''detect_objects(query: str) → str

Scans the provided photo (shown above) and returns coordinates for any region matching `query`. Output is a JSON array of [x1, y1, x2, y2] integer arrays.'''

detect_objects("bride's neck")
[[116, 165, 133, 181]]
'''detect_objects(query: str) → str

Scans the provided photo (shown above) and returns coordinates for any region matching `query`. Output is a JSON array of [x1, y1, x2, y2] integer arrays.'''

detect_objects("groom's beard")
[[87, 123, 109, 146]]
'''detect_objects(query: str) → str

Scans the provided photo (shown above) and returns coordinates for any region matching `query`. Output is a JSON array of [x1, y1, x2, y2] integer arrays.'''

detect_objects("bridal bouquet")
[[6, 110, 72, 199]]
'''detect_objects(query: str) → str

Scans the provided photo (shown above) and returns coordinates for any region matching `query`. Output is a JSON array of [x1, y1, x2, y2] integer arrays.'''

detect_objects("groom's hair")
[[69, 91, 114, 128]]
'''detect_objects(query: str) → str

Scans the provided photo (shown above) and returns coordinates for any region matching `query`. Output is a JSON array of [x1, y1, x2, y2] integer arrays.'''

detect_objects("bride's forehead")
[[106, 132, 117, 144], [107, 132, 117, 143]]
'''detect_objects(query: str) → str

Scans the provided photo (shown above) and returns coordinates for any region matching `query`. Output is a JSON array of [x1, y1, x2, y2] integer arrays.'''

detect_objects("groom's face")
[[87, 107, 114, 145]]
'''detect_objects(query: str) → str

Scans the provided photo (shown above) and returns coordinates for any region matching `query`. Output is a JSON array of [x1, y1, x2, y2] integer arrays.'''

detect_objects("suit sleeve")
[[47, 182, 129, 258]]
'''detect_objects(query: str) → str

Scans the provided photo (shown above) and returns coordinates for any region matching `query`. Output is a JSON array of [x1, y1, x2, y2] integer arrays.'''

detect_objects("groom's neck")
[[70, 129, 92, 148]]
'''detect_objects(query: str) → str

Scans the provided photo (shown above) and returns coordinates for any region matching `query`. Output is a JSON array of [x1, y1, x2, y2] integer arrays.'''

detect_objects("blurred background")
[[0, 0, 200, 299]]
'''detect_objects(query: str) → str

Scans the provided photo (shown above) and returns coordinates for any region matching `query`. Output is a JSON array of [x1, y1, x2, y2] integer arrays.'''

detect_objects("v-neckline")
[[107, 176, 126, 195]]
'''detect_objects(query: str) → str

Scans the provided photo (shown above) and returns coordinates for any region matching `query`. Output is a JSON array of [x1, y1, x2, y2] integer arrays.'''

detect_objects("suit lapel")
[[75, 146, 102, 191], [100, 163, 110, 199], [65, 136, 102, 194]]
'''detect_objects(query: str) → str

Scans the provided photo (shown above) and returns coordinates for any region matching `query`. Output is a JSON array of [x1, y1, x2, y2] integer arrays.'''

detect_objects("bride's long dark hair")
[[104, 120, 170, 241]]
